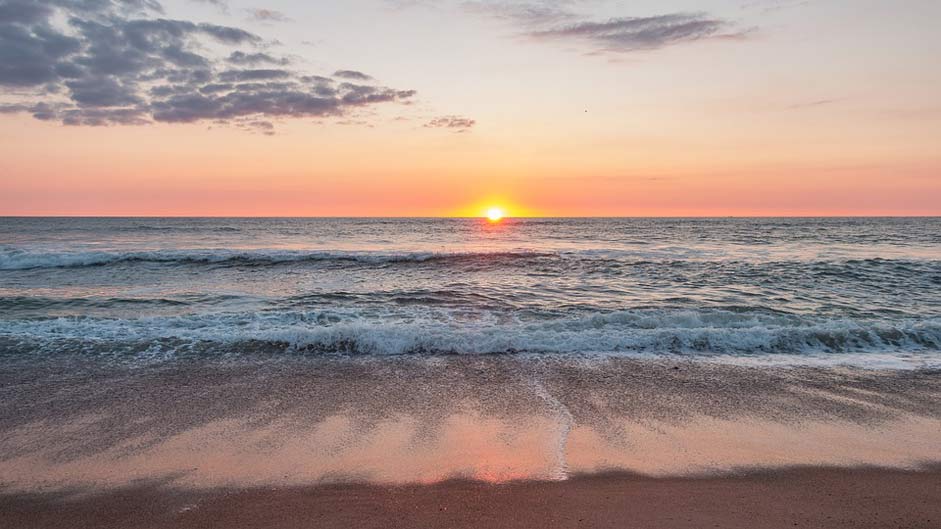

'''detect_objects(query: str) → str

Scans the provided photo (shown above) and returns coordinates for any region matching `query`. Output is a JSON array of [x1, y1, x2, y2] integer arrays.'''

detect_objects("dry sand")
[[2, 467, 940, 529]]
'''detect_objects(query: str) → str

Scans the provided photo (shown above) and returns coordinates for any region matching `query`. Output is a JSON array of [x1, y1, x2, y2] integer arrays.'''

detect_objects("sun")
[[486, 207, 505, 222]]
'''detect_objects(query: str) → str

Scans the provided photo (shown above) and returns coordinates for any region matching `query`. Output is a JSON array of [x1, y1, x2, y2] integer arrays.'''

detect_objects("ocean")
[[1, 217, 939, 368]]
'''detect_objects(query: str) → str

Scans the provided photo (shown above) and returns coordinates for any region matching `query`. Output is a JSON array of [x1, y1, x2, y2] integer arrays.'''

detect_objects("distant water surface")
[[1, 217, 939, 368]]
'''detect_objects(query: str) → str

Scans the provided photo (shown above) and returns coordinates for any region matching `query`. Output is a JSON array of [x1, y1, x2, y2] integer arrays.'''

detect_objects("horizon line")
[[1, 215, 939, 219]]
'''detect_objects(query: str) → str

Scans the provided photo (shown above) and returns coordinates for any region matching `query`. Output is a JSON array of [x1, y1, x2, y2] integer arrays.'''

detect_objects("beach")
[[5, 467, 940, 529], [1, 357, 940, 527]]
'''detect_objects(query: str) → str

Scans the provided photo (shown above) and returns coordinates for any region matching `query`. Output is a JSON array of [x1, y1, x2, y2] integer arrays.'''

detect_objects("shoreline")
[[3, 466, 940, 529], [2, 356, 940, 527], [2, 357, 940, 492]]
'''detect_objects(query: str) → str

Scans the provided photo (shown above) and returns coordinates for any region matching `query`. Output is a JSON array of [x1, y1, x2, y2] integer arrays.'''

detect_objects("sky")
[[0, 0, 939, 216]]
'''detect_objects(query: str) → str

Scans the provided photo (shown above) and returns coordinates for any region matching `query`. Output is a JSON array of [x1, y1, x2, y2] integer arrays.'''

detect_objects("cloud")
[[333, 70, 374, 81], [246, 8, 291, 23], [217, 69, 292, 82], [389, 0, 577, 25], [741, 0, 811, 14], [425, 115, 476, 131], [392, 2, 748, 55], [226, 51, 290, 66], [189, 0, 228, 13], [242, 119, 274, 135], [0, 0, 415, 131], [528, 13, 747, 53], [460, 1, 576, 26], [785, 98, 840, 110]]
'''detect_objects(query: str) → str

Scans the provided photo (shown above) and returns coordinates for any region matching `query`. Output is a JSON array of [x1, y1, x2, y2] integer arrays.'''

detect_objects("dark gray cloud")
[[0, 0, 52, 24], [217, 69, 292, 82], [529, 13, 746, 53], [425, 115, 476, 131], [0, 0, 415, 131], [333, 70, 374, 81], [0, 103, 34, 114], [227, 51, 289, 66]]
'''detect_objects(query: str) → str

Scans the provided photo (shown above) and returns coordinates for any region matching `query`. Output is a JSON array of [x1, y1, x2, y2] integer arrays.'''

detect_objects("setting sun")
[[486, 207, 505, 222]]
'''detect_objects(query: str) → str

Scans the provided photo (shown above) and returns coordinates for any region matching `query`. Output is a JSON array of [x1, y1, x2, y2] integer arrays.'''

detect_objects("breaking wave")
[[2, 309, 939, 367]]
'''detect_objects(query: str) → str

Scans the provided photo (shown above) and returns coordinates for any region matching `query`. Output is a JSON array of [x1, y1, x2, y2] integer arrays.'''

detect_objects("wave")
[[0, 248, 554, 271], [0, 294, 244, 313], [3, 246, 937, 272], [122, 225, 243, 233], [2, 309, 939, 366]]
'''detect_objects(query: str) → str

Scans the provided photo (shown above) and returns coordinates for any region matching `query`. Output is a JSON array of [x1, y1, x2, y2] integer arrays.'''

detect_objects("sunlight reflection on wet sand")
[[3, 357, 941, 493], [2, 410, 940, 492]]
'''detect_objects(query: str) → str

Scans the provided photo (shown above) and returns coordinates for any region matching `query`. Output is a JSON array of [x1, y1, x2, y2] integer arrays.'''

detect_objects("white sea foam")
[[1, 309, 938, 368], [530, 377, 574, 480]]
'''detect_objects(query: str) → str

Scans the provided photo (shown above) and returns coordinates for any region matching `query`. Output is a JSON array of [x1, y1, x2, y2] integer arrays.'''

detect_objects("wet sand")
[[3, 467, 941, 529], [1, 356, 940, 526]]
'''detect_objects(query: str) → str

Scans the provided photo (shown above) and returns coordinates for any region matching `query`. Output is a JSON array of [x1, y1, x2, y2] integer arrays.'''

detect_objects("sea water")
[[1, 217, 939, 368]]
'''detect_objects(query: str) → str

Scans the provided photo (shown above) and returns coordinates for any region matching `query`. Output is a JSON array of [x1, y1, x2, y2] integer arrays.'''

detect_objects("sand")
[[1, 356, 940, 527], [3, 467, 940, 529]]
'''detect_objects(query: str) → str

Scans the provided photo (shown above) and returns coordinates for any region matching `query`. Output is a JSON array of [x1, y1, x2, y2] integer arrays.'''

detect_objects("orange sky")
[[0, 0, 939, 216]]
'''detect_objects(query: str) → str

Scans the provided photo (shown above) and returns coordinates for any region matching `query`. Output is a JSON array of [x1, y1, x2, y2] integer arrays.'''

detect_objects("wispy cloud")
[[741, 0, 811, 14], [460, 1, 577, 26], [425, 115, 476, 132], [246, 8, 291, 23], [785, 98, 840, 110], [391, 2, 749, 55], [0, 0, 415, 132], [334, 70, 374, 82], [528, 13, 749, 53]]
